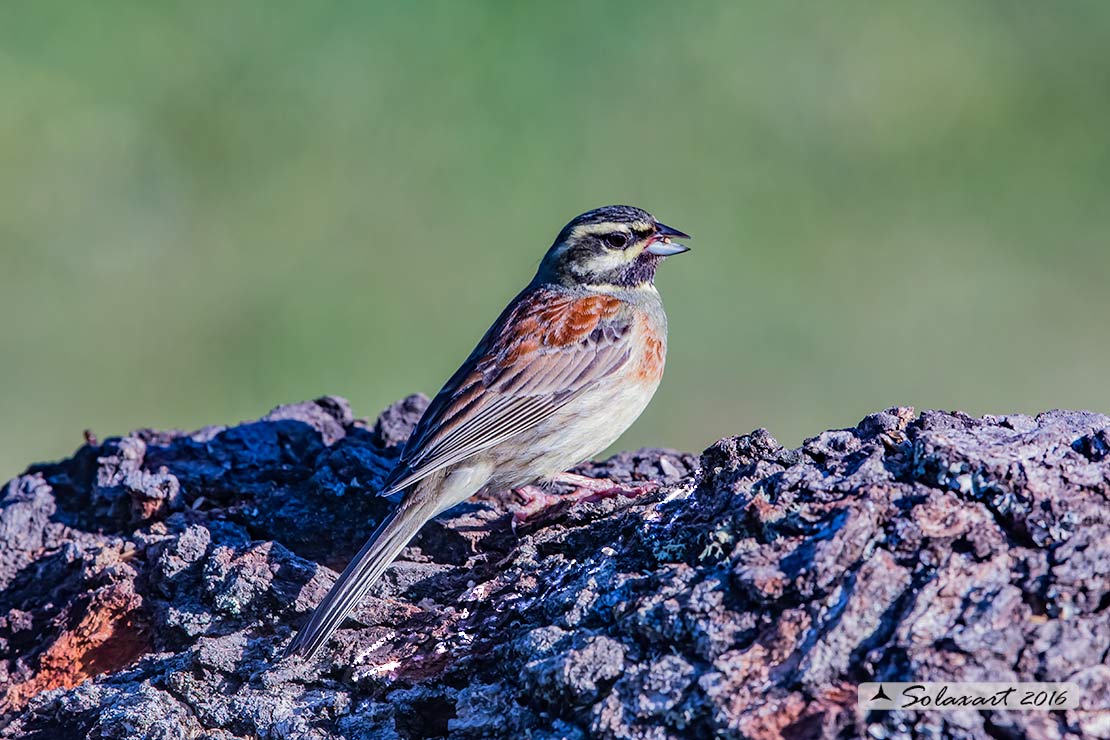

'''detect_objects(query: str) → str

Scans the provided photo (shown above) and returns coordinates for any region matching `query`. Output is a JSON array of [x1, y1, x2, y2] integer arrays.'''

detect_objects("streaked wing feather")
[[382, 289, 630, 494]]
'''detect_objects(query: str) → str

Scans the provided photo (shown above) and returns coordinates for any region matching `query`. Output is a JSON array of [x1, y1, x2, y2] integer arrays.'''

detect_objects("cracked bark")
[[1, 397, 1108, 739]]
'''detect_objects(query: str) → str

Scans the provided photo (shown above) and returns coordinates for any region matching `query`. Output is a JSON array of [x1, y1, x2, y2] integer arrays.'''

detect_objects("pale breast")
[[488, 291, 669, 486]]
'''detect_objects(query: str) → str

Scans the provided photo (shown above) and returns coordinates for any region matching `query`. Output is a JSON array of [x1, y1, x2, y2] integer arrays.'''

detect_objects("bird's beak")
[[645, 222, 691, 256]]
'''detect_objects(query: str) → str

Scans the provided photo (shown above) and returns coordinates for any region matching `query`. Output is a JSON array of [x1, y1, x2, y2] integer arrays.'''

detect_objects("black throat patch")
[[609, 252, 662, 288]]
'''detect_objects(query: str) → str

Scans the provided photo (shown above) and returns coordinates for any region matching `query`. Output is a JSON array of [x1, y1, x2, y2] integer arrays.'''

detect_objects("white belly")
[[534, 376, 660, 476], [485, 350, 664, 489]]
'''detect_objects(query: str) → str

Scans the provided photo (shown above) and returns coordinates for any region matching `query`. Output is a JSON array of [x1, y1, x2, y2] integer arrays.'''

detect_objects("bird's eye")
[[603, 232, 630, 249]]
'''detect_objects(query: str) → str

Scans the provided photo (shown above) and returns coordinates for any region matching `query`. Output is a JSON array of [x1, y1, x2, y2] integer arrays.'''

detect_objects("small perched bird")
[[283, 205, 690, 661]]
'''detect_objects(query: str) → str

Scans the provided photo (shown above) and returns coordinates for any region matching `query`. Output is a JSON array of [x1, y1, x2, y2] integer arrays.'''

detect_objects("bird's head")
[[535, 205, 690, 290]]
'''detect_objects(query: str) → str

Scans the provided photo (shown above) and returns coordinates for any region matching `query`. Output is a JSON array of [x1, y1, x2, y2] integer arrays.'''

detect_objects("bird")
[[283, 205, 690, 661]]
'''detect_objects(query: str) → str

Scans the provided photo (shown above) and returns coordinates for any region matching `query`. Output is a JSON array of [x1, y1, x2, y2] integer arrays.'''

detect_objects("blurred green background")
[[2, 2, 1108, 481]]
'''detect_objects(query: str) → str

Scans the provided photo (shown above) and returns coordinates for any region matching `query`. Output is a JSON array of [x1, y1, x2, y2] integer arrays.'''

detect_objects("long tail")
[[282, 500, 431, 661]]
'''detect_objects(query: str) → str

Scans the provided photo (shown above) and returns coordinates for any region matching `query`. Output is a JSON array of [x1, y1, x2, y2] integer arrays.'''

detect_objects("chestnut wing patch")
[[382, 290, 631, 494]]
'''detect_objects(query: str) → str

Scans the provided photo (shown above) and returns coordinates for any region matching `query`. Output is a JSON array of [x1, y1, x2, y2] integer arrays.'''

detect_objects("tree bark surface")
[[1, 397, 1108, 739]]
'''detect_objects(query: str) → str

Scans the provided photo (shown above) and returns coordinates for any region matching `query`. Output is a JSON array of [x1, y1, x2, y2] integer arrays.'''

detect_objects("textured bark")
[[1, 397, 1108, 739]]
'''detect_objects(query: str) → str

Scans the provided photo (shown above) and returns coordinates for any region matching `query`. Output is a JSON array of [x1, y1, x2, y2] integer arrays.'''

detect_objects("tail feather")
[[282, 503, 429, 661]]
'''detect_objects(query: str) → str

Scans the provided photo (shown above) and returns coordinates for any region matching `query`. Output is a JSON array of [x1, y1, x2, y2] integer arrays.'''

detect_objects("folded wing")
[[382, 289, 632, 494]]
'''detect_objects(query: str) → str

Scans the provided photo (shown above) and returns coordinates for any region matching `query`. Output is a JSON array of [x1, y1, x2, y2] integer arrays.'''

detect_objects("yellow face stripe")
[[568, 220, 653, 241]]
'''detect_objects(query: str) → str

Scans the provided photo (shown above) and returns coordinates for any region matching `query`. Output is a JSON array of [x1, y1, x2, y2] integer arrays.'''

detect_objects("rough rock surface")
[[1, 397, 1109, 739]]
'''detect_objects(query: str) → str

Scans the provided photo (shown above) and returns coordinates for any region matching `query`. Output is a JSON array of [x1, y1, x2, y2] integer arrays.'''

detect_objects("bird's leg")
[[551, 472, 659, 501]]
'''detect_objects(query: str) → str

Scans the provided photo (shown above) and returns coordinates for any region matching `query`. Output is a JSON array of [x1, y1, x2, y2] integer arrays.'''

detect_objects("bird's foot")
[[553, 472, 659, 502], [509, 485, 567, 525], [508, 474, 658, 531]]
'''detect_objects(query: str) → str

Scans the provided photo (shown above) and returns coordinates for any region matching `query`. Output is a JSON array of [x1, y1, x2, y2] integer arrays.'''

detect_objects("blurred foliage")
[[2, 2, 1109, 479]]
